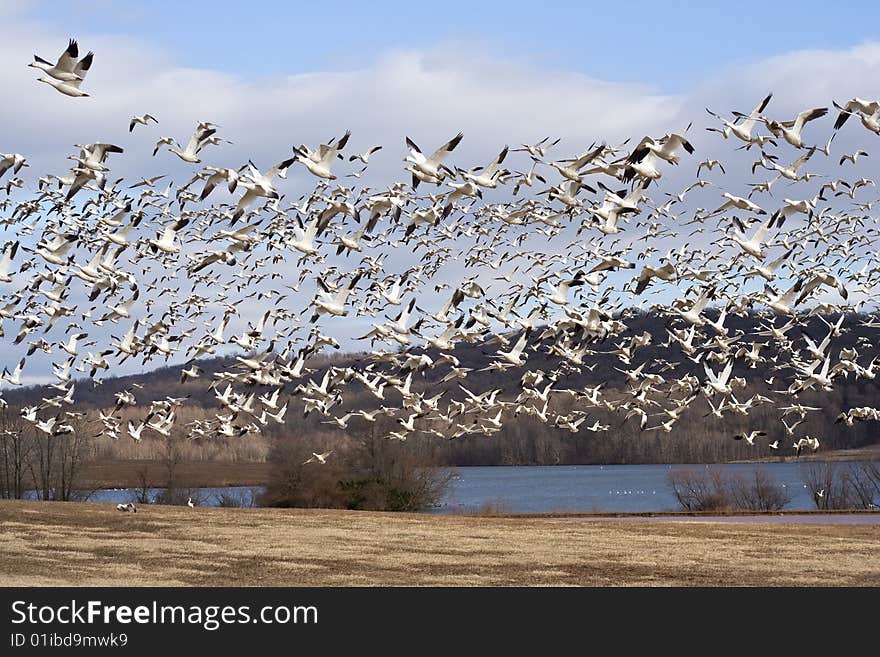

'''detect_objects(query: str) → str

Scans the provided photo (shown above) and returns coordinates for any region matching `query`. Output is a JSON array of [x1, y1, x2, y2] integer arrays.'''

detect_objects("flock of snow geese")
[[5, 39, 880, 464]]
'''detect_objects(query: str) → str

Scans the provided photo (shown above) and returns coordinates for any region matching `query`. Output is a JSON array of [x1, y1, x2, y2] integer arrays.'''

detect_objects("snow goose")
[[294, 131, 350, 180], [310, 273, 362, 322], [349, 145, 382, 164], [169, 124, 218, 163], [464, 146, 508, 188], [0, 153, 28, 179], [147, 218, 189, 254], [129, 114, 158, 132], [832, 98, 880, 134], [747, 107, 827, 149], [28, 39, 81, 82], [706, 93, 772, 144], [303, 450, 333, 465], [37, 50, 93, 97], [0, 241, 19, 282], [404, 132, 463, 187], [730, 213, 782, 259]]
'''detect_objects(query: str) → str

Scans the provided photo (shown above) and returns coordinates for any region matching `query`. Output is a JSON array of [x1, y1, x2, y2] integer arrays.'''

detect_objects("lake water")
[[58, 462, 877, 514], [435, 463, 834, 513]]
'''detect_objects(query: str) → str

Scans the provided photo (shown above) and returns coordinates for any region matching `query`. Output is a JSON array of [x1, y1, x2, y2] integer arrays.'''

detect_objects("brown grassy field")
[[0, 500, 877, 586]]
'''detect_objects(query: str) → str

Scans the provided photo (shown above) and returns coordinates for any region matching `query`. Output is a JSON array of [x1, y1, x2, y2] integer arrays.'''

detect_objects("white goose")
[[310, 273, 362, 322], [169, 124, 218, 163], [28, 39, 82, 81], [404, 133, 463, 187], [0, 241, 19, 282], [755, 107, 827, 149], [37, 50, 93, 97], [147, 218, 189, 254], [294, 131, 350, 180], [129, 114, 158, 132], [706, 93, 773, 144]]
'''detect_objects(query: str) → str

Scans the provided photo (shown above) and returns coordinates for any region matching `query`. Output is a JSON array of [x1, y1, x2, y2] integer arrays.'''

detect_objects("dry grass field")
[[0, 500, 878, 586]]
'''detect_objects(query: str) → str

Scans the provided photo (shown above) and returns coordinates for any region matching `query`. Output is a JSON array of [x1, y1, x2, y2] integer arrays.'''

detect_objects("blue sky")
[[21, 0, 880, 90]]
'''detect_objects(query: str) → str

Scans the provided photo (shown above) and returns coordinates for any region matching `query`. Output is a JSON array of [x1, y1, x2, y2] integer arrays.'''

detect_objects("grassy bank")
[[0, 500, 877, 586]]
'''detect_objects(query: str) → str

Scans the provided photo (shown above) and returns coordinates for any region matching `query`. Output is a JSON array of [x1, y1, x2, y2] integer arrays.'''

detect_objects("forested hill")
[[3, 310, 880, 465]]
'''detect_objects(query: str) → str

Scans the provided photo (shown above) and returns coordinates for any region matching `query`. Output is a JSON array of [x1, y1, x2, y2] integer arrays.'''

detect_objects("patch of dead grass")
[[0, 500, 877, 586]]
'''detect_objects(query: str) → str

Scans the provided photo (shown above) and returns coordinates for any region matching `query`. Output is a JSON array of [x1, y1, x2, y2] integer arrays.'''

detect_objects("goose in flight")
[[623, 133, 693, 183], [147, 218, 189, 254], [197, 165, 243, 200], [709, 192, 766, 216], [169, 124, 218, 163], [766, 278, 803, 315], [730, 213, 782, 259], [793, 435, 820, 457], [129, 114, 158, 132], [463, 146, 508, 188], [704, 359, 735, 396], [839, 149, 868, 165], [310, 273, 362, 322], [294, 130, 350, 180], [496, 329, 531, 366], [758, 148, 815, 181], [73, 143, 124, 172], [706, 93, 773, 144], [0, 241, 19, 283], [36, 50, 93, 97], [549, 143, 605, 182], [833, 98, 880, 135], [2, 357, 26, 386], [512, 136, 560, 159], [733, 430, 767, 446], [303, 450, 333, 465], [349, 145, 382, 164], [545, 272, 586, 306], [0, 153, 28, 179], [676, 286, 715, 326], [404, 132, 463, 187], [152, 136, 179, 157], [696, 159, 725, 176], [744, 248, 792, 282], [28, 39, 82, 82], [747, 107, 827, 149], [634, 262, 676, 295]]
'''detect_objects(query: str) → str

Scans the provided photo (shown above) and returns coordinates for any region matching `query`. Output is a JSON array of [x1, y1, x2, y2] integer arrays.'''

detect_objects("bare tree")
[[667, 468, 729, 511], [28, 417, 93, 501], [0, 408, 34, 499], [727, 468, 791, 511]]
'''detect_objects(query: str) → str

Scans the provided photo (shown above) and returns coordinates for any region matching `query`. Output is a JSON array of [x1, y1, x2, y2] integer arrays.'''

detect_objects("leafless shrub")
[[260, 426, 451, 512], [215, 489, 259, 508], [129, 464, 156, 504], [667, 467, 730, 511], [668, 466, 791, 512], [727, 468, 791, 511], [802, 461, 880, 510]]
